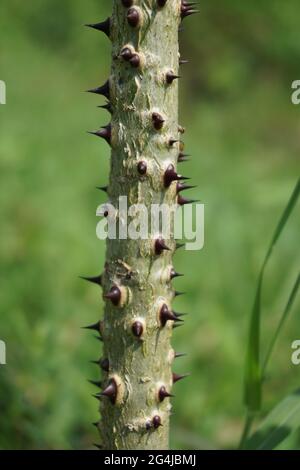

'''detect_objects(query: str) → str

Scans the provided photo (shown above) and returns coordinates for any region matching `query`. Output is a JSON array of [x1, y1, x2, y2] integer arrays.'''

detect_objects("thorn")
[[87, 80, 110, 100], [100, 358, 110, 372], [127, 7, 141, 28], [181, 1, 200, 20], [93, 443, 103, 450], [157, 0, 168, 7], [164, 164, 189, 188], [152, 415, 162, 429], [82, 321, 101, 332], [173, 322, 184, 329], [79, 275, 102, 286], [173, 372, 190, 383], [166, 72, 180, 85], [178, 125, 185, 134], [85, 18, 110, 38], [122, 0, 134, 7], [101, 378, 117, 404], [176, 182, 196, 194], [179, 59, 189, 65], [96, 186, 108, 193], [176, 242, 185, 250], [120, 47, 133, 62], [177, 195, 198, 206], [98, 102, 112, 114], [175, 352, 187, 358], [137, 161, 147, 175], [155, 238, 171, 255], [132, 321, 144, 338], [169, 139, 179, 147], [93, 335, 103, 343], [160, 304, 183, 327], [170, 268, 184, 280], [88, 379, 102, 388], [158, 386, 174, 402], [88, 124, 111, 145], [152, 112, 165, 130], [174, 290, 186, 297], [104, 285, 121, 306], [129, 54, 140, 68], [178, 152, 190, 163]]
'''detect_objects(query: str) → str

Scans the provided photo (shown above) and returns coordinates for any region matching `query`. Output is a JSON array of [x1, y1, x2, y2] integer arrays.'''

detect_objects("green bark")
[[90, 0, 184, 450]]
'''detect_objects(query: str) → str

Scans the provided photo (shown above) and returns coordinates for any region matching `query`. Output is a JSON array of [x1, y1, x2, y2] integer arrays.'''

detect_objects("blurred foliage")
[[0, 0, 299, 450]]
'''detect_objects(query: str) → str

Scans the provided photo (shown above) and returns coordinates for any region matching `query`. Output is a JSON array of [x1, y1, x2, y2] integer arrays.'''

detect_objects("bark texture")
[[88, 0, 186, 450]]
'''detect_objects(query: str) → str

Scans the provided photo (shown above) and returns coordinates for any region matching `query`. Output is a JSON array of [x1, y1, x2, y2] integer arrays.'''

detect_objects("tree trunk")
[[85, 0, 195, 450]]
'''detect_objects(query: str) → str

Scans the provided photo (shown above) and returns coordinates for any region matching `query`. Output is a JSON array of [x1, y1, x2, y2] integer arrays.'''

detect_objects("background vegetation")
[[0, 0, 299, 449]]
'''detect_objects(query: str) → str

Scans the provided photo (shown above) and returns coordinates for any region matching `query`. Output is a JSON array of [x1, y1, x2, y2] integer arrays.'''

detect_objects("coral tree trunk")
[[85, 0, 194, 450]]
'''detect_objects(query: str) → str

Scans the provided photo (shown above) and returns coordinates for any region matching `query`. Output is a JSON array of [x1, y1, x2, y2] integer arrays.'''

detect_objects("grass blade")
[[244, 179, 300, 412], [244, 389, 300, 450], [262, 273, 300, 375]]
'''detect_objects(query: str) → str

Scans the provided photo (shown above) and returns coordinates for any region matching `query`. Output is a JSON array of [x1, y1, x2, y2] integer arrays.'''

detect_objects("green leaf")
[[243, 179, 300, 412], [245, 389, 300, 450]]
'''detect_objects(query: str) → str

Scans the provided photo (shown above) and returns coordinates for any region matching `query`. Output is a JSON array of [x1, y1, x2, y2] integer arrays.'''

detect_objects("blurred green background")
[[0, 0, 299, 450]]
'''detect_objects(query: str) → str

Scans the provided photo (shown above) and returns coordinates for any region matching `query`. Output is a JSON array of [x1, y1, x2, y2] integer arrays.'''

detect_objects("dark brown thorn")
[[93, 443, 103, 450], [100, 358, 110, 372], [120, 47, 133, 62], [152, 415, 162, 429], [174, 290, 186, 297], [173, 372, 190, 383], [155, 238, 171, 255], [152, 112, 165, 130], [104, 285, 121, 306], [96, 186, 108, 193], [173, 322, 184, 329], [79, 275, 102, 286], [132, 321, 144, 338], [169, 138, 179, 147], [98, 101, 112, 114], [176, 182, 196, 194], [177, 195, 198, 206], [158, 386, 174, 402], [87, 80, 110, 99], [181, 7, 199, 20], [101, 378, 118, 404], [137, 161, 147, 175], [164, 164, 189, 188], [82, 320, 101, 332], [157, 0, 168, 7], [127, 7, 140, 28], [129, 53, 140, 68], [178, 152, 190, 163], [175, 352, 187, 358], [166, 72, 180, 85], [93, 335, 103, 343], [160, 304, 183, 327], [88, 124, 111, 145], [88, 379, 102, 388], [170, 268, 184, 280], [85, 18, 110, 38], [176, 242, 185, 250], [122, 0, 134, 7]]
